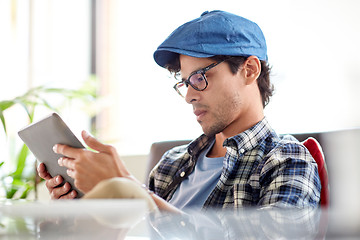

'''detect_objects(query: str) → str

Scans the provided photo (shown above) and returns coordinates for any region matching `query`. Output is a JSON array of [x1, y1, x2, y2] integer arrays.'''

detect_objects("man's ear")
[[242, 56, 261, 85]]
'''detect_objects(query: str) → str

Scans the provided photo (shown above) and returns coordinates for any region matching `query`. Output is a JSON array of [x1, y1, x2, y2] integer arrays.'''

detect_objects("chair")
[[144, 140, 191, 181], [302, 137, 329, 207], [145, 133, 330, 207]]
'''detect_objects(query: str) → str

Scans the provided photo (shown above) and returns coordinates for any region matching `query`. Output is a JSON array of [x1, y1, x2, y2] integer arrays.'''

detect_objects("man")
[[38, 10, 321, 210]]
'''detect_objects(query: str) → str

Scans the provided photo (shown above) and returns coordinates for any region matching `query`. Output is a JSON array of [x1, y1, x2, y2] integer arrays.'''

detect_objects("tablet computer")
[[18, 112, 84, 198]]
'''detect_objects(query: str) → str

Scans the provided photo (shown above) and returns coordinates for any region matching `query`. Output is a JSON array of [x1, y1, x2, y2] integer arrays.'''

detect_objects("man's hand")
[[37, 162, 77, 199], [54, 130, 134, 193]]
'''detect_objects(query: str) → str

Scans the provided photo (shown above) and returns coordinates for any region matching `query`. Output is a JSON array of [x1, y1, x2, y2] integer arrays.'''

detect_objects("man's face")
[[179, 55, 251, 137]]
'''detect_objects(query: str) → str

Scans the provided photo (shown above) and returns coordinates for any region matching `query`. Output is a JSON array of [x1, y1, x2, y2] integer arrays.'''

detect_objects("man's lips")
[[194, 109, 207, 121]]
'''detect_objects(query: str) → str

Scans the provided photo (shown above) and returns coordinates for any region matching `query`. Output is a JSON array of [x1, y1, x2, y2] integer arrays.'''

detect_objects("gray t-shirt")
[[169, 140, 223, 209]]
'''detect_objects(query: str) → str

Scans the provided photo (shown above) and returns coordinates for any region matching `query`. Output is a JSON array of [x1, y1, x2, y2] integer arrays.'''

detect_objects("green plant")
[[0, 79, 97, 199]]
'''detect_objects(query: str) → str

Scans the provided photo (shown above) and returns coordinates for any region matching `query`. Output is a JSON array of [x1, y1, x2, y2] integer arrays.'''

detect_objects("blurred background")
[[0, 0, 359, 212]]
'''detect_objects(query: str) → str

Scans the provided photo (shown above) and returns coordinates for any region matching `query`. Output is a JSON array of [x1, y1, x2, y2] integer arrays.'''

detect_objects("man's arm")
[[151, 194, 181, 212], [37, 130, 138, 197], [259, 143, 321, 207], [37, 131, 183, 212]]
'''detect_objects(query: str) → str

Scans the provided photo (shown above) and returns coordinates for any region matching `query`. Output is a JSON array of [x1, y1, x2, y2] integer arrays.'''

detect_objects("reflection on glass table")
[[0, 199, 149, 240], [1, 200, 360, 239]]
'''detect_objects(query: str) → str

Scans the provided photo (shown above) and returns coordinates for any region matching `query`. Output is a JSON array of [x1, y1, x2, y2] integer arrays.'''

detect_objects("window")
[[95, 1, 360, 155], [0, 0, 91, 178]]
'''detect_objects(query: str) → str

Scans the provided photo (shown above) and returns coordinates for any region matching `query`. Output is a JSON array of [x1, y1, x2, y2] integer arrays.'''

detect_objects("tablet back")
[[18, 113, 84, 198]]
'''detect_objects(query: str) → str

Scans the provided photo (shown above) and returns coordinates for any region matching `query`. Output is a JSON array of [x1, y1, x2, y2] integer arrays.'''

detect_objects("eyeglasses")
[[173, 59, 226, 98]]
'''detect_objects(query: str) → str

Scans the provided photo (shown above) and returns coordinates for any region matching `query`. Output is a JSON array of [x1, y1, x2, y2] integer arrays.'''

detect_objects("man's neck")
[[206, 115, 264, 158], [206, 134, 228, 158]]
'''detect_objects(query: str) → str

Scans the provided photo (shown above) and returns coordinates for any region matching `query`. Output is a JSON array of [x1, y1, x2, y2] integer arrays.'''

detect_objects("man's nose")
[[185, 86, 200, 104]]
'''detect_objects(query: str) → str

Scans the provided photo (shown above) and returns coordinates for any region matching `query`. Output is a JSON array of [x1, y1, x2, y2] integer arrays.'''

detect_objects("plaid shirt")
[[148, 118, 321, 209]]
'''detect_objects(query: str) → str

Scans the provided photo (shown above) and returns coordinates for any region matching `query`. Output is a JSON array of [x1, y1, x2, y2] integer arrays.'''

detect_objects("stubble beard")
[[199, 93, 242, 137], [199, 113, 229, 137]]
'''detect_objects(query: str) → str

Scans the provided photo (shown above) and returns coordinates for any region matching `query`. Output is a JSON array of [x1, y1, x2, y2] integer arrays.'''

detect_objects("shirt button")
[[180, 171, 185, 177], [240, 149, 245, 154]]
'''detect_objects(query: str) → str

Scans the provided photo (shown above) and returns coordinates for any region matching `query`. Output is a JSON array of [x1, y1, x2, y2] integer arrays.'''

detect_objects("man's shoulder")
[[265, 134, 314, 164], [162, 134, 213, 160], [154, 134, 213, 172], [277, 134, 307, 153], [162, 143, 190, 162]]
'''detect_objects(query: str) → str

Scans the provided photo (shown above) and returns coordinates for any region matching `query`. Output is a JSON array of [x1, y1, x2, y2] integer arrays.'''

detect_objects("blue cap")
[[154, 10, 268, 68]]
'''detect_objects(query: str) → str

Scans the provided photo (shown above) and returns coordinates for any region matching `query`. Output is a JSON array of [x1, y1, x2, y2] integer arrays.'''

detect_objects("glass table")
[[1, 199, 360, 239]]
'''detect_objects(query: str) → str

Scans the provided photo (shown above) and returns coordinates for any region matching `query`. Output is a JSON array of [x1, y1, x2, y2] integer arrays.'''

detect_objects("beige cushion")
[[83, 177, 158, 212]]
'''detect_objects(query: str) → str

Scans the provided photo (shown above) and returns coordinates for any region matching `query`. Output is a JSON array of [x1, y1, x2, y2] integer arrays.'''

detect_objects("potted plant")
[[0, 79, 97, 200]]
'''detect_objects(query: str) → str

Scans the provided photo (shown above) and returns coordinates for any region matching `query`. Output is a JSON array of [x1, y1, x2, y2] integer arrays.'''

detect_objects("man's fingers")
[[66, 169, 75, 179], [81, 130, 112, 153], [45, 175, 64, 189], [58, 157, 75, 170], [37, 163, 52, 180], [53, 144, 82, 158], [59, 190, 77, 199], [50, 182, 73, 199], [53, 131, 114, 157]]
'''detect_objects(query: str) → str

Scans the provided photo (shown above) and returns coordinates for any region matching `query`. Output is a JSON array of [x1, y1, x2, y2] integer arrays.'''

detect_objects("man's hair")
[[165, 55, 274, 107]]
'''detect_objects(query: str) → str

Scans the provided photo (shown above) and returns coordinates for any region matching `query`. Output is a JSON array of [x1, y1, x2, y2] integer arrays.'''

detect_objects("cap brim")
[[153, 48, 214, 68]]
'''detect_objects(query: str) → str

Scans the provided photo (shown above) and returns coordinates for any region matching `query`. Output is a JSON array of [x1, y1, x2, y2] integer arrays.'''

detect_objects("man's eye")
[[196, 76, 203, 82], [190, 74, 204, 84]]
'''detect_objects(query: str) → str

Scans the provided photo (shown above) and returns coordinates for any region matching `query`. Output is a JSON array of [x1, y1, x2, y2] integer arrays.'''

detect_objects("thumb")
[[81, 130, 109, 153]]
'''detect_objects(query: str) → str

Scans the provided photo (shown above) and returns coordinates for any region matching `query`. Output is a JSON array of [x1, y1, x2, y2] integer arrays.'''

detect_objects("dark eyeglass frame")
[[173, 59, 226, 97]]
